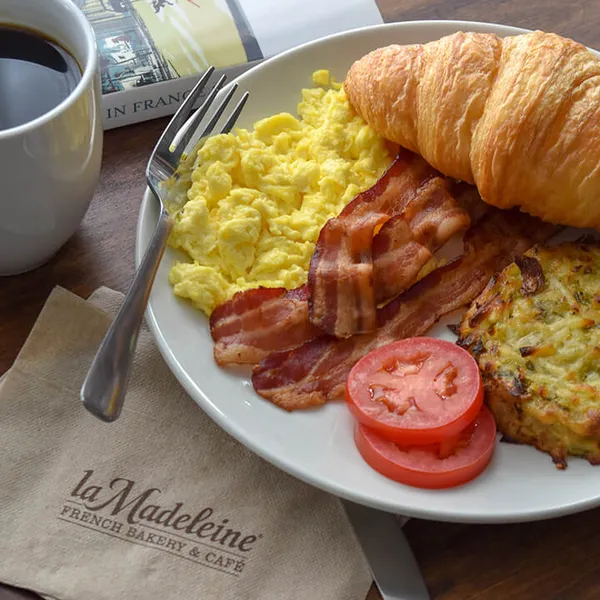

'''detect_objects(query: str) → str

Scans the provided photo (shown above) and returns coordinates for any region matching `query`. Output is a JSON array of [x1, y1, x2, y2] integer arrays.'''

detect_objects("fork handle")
[[81, 206, 172, 422]]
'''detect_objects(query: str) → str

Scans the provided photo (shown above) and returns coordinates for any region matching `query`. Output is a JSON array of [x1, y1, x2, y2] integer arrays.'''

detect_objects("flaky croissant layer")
[[344, 31, 600, 230]]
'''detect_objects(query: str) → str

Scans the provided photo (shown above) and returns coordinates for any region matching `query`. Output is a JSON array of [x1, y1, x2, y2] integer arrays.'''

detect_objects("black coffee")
[[0, 25, 81, 131]]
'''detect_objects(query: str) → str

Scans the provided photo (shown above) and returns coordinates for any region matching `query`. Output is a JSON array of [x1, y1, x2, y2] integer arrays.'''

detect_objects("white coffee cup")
[[0, 0, 103, 276]]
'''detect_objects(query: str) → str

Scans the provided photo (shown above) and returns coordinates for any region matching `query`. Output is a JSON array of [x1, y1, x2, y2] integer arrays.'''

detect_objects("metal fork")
[[81, 68, 249, 422]]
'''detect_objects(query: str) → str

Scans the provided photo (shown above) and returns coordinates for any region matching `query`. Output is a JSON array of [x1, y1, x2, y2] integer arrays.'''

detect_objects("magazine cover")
[[73, 0, 383, 129]]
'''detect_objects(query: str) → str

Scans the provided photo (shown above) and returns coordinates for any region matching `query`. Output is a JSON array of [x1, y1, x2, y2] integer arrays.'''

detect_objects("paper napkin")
[[0, 286, 372, 600]]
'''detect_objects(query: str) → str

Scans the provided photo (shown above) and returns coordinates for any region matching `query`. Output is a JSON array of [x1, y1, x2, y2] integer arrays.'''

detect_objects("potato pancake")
[[457, 240, 600, 468]]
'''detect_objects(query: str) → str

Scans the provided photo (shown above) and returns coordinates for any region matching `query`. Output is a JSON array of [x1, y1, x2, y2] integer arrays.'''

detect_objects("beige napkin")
[[0, 286, 372, 600]]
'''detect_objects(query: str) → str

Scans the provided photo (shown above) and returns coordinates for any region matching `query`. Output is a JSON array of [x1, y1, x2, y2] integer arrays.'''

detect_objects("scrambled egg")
[[167, 70, 392, 315]]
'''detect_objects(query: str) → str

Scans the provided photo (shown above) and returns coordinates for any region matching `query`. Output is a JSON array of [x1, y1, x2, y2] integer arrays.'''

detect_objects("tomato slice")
[[355, 406, 497, 489], [345, 337, 483, 444]]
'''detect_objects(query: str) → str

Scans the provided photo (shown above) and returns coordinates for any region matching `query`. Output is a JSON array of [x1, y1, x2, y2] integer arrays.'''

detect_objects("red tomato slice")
[[355, 406, 497, 489], [345, 337, 483, 444]]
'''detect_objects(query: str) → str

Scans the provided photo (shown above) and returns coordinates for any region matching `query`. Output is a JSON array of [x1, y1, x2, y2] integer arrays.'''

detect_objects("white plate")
[[136, 20, 600, 524]]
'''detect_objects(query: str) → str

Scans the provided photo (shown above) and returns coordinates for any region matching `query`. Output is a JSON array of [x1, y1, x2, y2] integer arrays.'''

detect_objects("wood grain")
[[3, 1, 600, 599]]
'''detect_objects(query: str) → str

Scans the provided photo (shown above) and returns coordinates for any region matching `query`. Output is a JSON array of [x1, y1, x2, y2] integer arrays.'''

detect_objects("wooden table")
[[2, 1, 600, 598]]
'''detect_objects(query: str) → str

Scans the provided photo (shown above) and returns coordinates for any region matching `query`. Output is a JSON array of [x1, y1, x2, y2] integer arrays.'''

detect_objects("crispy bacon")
[[252, 210, 559, 411], [210, 286, 321, 366], [308, 150, 444, 337], [371, 177, 471, 303]]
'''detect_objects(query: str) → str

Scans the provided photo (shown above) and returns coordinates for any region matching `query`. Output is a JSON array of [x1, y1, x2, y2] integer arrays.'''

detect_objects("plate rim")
[[136, 20, 600, 524]]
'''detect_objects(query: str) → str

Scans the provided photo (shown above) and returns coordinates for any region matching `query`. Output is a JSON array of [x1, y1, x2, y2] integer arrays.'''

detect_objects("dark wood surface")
[[2, 1, 600, 599]]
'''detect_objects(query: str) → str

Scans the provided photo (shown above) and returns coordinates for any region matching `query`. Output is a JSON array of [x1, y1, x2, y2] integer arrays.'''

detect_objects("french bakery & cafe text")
[[58, 470, 262, 576]]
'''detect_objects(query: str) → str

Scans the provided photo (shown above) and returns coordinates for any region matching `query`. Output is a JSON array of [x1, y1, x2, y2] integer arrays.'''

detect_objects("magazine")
[[74, 0, 383, 129]]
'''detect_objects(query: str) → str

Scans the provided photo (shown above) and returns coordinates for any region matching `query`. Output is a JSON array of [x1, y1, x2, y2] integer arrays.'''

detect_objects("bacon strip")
[[371, 177, 471, 303], [252, 210, 559, 411], [210, 286, 321, 366], [308, 150, 445, 337]]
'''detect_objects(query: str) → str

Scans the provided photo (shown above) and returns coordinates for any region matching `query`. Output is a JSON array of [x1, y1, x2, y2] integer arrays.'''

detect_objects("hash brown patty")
[[457, 240, 600, 468]]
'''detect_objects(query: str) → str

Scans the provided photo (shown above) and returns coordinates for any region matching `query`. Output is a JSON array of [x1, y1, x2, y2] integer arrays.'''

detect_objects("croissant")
[[344, 31, 600, 230]]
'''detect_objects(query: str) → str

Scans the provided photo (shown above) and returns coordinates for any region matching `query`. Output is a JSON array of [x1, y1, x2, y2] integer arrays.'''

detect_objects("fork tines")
[[169, 70, 250, 159]]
